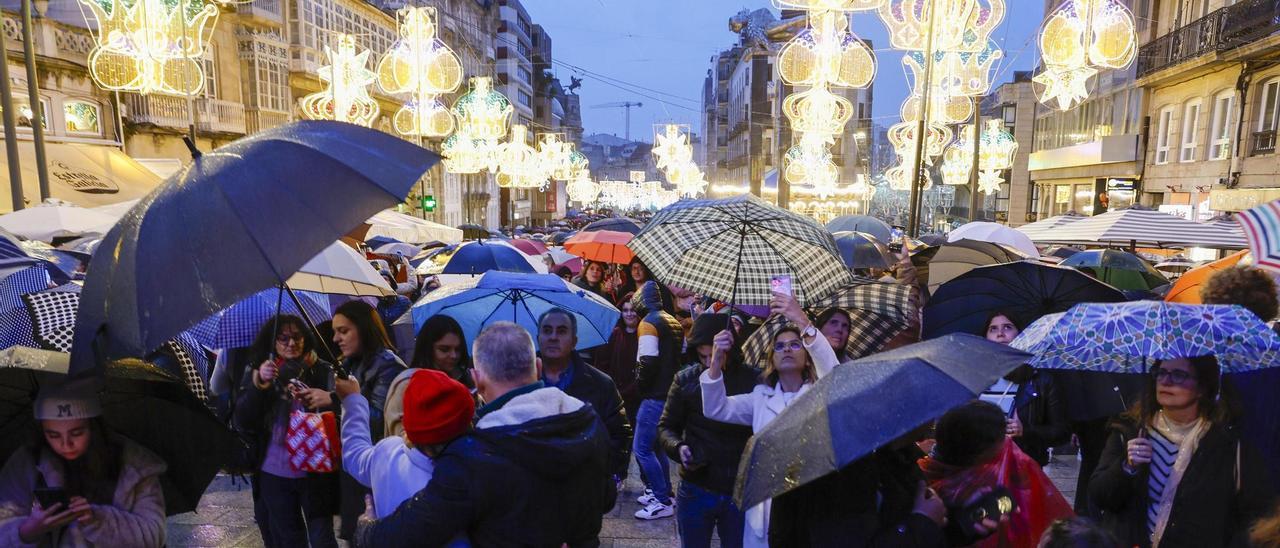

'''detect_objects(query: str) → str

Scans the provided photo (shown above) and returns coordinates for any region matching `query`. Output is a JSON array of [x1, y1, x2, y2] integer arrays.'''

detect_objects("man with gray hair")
[[357, 321, 617, 547]]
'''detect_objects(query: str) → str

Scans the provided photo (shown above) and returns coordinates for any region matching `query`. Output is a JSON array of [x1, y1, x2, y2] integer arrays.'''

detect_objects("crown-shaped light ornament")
[[495, 125, 548, 189], [453, 77, 514, 141], [1036, 0, 1136, 111], [299, 34, 380, 126], [877, 0, 1002, 53], [79, 0, 220, 96], [377, 7, 463, 137], [565, 176, 601, 205], [778, 11, 876, 89], [441, 132, 496, 174], [979, 119, 1017, 171], [783, 84, 855, 137], [773, 0, 883, 10]]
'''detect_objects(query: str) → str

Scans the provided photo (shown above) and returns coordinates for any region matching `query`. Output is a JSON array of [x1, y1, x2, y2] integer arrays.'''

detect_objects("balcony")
[[246, 109, 291, 134], [1138, 0, 1280, 78], [125, 95, 248, 135], [725, 154, 750, 170], [1252, 130, 1277, 156], [237, 0, 283, 25], [729, 120, 749, 139], [195, 99, 247, 134]]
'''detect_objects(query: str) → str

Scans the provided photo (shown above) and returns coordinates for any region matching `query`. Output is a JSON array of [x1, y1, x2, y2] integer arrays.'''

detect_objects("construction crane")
[[591, 101, 643, 141]]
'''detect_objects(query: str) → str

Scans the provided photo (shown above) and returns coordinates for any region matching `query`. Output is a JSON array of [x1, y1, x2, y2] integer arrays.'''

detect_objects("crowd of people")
[[2, 227, 1280, 548]]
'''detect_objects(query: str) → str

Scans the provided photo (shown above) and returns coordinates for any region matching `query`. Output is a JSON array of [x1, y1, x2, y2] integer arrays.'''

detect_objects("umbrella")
[[734, 334, 1030, 509], [825, 215, 892, 242], [550, 231, 576, 245], [1013, 302, 1280, 373], [629, 194, 852, 306], [1043, 246, 1081, 260], [583, 217, 643, 235], [546, 247, 576, 265], [373, 242, 422, 257], [289, 242, 396, 297], [401, 271, 619, 350], [71, 121, 436, 375], [947, 221, 1040, 257], [1011, 312, 1149, 421], [1237, 201, 1280, 272], [1014, 214, 1085, 242], [1043, 207, 1246, 249], [1059, 249, 1168, 291], [926, 239, 1031, 294], [507, 239, 549, 256], [365, 210, 462, 244], [364, 235, 402, 249], [1165, 250, 1250, 304], [440, 241, 541, 275], [922, 261, 1126, 339], [0, 348, 239, 515], [208, 288, 332, 349], [916, 234, 947, 247], [0, 202, 117, 242], [831, 231, 893, 270], [563, 230, 635, 265], [1, 283, 80, 352], [458, 223, 490, 240]]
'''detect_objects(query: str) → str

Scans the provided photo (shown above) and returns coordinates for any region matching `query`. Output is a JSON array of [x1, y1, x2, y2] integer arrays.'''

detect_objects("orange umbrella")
[[564, 230, 635, 264], [1165, 250, 1250, 304]]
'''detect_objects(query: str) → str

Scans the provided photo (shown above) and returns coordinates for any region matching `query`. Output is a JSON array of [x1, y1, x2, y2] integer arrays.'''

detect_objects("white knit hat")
[[34, 380, 102, 421]]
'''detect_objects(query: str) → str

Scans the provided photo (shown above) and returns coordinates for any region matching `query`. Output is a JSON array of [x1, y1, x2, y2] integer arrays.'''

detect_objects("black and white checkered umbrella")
[[629, 194, 851, 306]]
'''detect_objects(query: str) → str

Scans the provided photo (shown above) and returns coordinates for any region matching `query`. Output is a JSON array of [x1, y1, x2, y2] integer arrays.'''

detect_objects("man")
[[355, 322, 616, 547], [537, 308, 633, 484], [632, 281, 685, 519]]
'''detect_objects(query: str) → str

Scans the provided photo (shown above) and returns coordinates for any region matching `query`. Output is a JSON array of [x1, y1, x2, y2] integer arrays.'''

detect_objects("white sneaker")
[[636, 489, 656, 506], [634, 500, 674, 520]]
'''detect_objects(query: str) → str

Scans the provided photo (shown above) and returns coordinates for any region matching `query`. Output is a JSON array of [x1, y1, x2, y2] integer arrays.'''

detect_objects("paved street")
[[167, 451, 1081, 547]]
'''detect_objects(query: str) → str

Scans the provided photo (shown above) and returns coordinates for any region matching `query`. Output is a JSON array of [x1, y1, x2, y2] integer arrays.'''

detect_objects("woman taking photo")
[[0, 382, 166, 546], [700, 292, 839, 547], [409, 314, 472, 390], [233, 315, 338, 548], [330, 300, 406, 541], [1089, 356, 1275, 547]]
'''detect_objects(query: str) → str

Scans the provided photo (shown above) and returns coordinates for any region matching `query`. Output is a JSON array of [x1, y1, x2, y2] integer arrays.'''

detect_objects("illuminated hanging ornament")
[[299, 34, 380, 126], [885, 162, 932, 191], [79, 0, 220, 96], [888, 120, 950, 164], [782, 83, 854, 137], [668, 166, 707, 198], [441, 131, 495, 174], [773, 0, 883, 10], [377, 6, 463, 137], [565, 176, 601, 204], [652, 124, 693, 171], [940, 147, 972, 187], [1035, 0, 1136, 111], [979, 119, 1017, 171], [778, 10, 876, 90], [453, 76, 514, 140], [903, 46, 1001, 100], [878, 0, 1003, 53], [901, 91, 972, 125], [977, 170, 1004, 193], [495, 124, 548, 189]]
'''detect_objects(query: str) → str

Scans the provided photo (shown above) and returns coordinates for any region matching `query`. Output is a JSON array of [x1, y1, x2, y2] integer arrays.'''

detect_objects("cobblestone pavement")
[[168, 453, 1082, 547]]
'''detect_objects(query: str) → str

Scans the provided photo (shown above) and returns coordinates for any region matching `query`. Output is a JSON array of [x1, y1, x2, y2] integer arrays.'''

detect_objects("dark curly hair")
[[1200, 266, 1279, 322]]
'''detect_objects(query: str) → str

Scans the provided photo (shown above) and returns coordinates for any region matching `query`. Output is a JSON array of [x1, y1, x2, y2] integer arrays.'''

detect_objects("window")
[[1180, 100, 1201, 162], [518, 90, 532, 108], [63, 101, 101, 135], [1209, 91, 1234, 160], [518, 67, 532, 84], [202, 46, 218, 99], [1155, 106, 1173, 164], [1259, 79, 1280, 134], [3, 96, 48, 130], [1003, 105, 1016, 124]]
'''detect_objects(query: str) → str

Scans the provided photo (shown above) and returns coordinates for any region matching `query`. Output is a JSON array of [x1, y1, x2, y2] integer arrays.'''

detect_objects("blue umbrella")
[[365, 235, 402, 249], [71, 121, 437, 375], [439, 241, 537, 275], [405, 271, 619, 350], [583, 217, 642, 235], [208, 288, 333, 349]]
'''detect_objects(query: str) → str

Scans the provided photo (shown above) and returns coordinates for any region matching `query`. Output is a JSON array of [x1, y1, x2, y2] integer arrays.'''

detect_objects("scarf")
[[1149, 412, 1210, 547]]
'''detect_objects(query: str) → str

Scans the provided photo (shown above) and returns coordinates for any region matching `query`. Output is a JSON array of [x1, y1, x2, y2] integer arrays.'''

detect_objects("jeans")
[[258, 472, 339, 548], [676, 481, 745, 548], [634, 398, 672, 505]]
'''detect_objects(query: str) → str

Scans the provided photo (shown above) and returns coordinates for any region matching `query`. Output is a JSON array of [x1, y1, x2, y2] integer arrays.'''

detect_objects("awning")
[[0, 141, 162, 212], [1031, 208, 1247, 249]]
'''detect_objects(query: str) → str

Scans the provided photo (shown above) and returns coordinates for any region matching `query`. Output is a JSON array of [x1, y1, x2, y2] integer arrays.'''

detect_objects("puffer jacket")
[[0, 436, 167, 547], [633, 281, 684, 401]]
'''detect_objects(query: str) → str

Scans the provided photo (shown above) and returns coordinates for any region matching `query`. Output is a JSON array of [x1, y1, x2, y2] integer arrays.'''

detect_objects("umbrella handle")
[[282, 286, 347, 379]]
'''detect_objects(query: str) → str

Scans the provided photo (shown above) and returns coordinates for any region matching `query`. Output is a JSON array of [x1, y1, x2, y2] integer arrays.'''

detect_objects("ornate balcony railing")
[[1137, 0, 1280, 78]]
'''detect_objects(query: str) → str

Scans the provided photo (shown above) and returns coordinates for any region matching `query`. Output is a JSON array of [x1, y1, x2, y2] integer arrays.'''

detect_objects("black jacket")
[[634, 281, 684, 400], [1011, 370, 1070, 466], [657, 361, 757, 495], [769, 445, 946, 547], [355, 391, 617, 547], [341, 348, 406, 442], [1089, 417, 1276, 548], [560, 354, 634, 479]]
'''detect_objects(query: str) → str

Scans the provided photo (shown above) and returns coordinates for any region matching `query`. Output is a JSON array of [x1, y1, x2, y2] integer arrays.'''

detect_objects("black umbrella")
[[550, 231, 576, 245], [0, 348, 239, 515], [831, 231, 893, 270], [921, 261, 1126, 339], [583, 217, 643, 235], [825, 215, 892, 242], [70, 121, 437, 376], [458, 223, 489, 240], [734, 334, 1029, 509]]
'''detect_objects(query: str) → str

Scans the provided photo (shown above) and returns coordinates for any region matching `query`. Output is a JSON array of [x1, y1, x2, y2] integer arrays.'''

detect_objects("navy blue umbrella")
[[439, 241, 537, 275], [831, 231, 893, 270], [734, 334, 1030, 509], [364, 235, 402, 249], [583, 217, 642, 235], [70, 121, 438, 376]]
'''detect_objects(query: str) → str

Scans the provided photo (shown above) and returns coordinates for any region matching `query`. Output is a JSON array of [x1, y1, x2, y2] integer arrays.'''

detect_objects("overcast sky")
[[523, 1, 1046, 141]]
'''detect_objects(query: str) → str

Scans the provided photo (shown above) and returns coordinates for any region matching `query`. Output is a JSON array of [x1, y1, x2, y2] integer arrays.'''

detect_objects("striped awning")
[[1034, 208, 1246, 249], [1016, 215, 1086, 241]]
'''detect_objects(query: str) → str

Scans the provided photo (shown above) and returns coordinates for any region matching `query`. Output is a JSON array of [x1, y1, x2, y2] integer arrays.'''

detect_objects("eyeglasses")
[[773, 340, 803, 353], [1153, 367, 1193, 386], [276, 333, 304, 343]]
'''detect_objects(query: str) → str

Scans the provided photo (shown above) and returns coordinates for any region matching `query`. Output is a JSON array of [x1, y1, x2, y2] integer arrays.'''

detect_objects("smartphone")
[[959, 487, 1017, 534], [770, 275, 793, 296], [33, 487, 69, 509]]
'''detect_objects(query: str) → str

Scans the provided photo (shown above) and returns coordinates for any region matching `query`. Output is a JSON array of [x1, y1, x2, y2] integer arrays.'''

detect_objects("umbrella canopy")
[[366, 209, 463, 244], [831, 231, 893, 270], [1013, 302, 1280, 373], [926, 239, 1031, 294], [436, 240, 540, 276], [1014, 214, 1085, 242], [1237, 200, 1280, 273], [208, 288, 332, 349], [71, 121, 437, 376], [564, 230, 635, 265], [373, 242, 421, 257], [922, 261, 1126, 339], [507, 239, 549, 256], [0, 348, 239, 515], [550, 231, 576, 245], [1165, 250, 1250, 304], [947, 221, 1040, 257], [288, 241, 396, 297], [734, 334, 1029, 509], [1040, 208, 1246, 248], [546, 247, 576, 265], [583, 217, 643, 235], [825, 215, 892, 242], [1059, 249, 1168, 291], [0, 202, 117, 242], [364, 235, 401, 249], [630, 194, 852, 306], [403, 271, 619, 350], [1, 283, 79, 352]]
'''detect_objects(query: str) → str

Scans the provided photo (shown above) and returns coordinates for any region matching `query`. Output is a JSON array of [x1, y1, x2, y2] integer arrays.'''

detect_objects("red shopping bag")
[[287, 407, 339, 473]]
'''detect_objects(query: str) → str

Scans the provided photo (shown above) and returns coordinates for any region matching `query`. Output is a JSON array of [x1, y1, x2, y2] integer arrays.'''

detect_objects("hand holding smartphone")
[[770, 275, 792, 297]]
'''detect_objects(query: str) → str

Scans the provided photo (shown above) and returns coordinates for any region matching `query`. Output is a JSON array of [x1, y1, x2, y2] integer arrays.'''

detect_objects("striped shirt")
[[1147, 429, 1179, 534]]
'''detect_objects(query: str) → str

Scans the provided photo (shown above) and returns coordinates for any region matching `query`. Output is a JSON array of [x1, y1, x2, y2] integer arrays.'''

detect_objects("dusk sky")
[[524, 1, 1046, 141]]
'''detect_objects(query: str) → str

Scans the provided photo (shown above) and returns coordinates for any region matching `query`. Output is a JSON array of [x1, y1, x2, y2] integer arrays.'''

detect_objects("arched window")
[[1179, 99, 1201, 163], [1208, 90, 1235, 160], [63, 100, 101, 135]]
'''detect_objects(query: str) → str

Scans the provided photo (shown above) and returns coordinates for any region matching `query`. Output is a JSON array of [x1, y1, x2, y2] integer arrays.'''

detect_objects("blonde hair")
[[760, 325, 815, 388]]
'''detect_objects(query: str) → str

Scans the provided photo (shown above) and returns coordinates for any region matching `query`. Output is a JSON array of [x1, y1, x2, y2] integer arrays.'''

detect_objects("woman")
[[233, 315, 339, 548], [979, 311, 1069, 466], [1089, 356, 1275, 547], [593, 293, 641, 429], [409, 314, 473, 390], [331, 300, 406, 541], [700, 292, 839, 547], [615, 258, 652, 305], [573, 260, 609, 300], [0, 382, 166, 546], [814, 308, 852, 362]]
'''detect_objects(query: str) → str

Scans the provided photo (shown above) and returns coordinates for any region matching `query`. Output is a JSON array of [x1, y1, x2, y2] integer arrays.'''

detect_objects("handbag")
[[286, 401, 341, 473]]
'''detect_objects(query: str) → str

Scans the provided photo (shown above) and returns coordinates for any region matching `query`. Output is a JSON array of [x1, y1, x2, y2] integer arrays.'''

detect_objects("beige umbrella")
[[287, 241, 395, 296], [926, 239, 1031, 295]]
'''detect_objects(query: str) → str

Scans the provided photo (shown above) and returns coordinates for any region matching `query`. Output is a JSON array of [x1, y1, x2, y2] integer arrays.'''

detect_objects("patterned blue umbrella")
[[208, 288, 332, 349]]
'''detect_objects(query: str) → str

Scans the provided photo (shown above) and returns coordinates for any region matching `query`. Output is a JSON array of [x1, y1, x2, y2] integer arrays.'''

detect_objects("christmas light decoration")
[[79, 0, 220, 96], [888, 121, 950, 164], [452, 76, 513, 141], [494, 125, 548, 189], [886, 162, 932, 191], [938, 120, 1016, 190], [783, 85, 854, 137], [441, 132, 495, 174], [979, 119, 1017, 171], [1035, 0, 1137, 111], [977, 169, 1004, 194], [878, 0, 1003, 53], [778, 10, 876, 90], [565, 176, 601, 204], [652, 124, 693, 171], [299, 34, 380, 126], [773, 0, 883, 10], [377, 6, 463, 137]]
